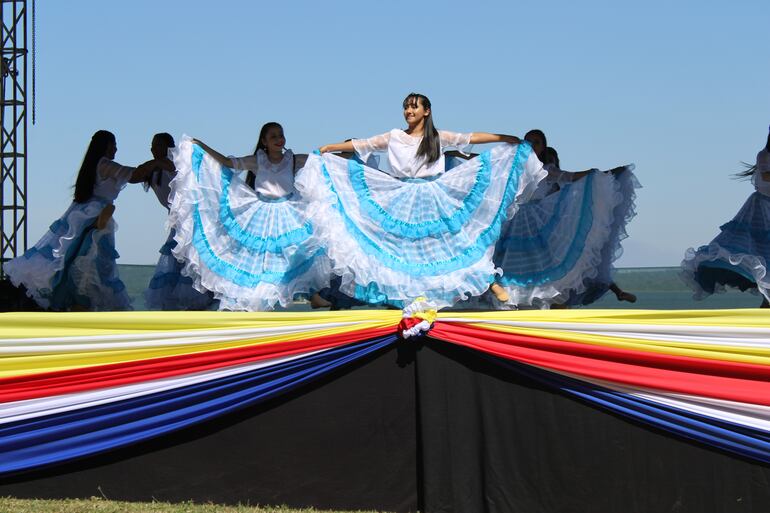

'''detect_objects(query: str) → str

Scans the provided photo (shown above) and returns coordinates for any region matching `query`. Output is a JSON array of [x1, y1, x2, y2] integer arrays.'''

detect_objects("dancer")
[[494, 129, 639, 308], [168, 122, 331, 311], [143, 133, 215, 310], [681, 127, 770, 307], [4, 130, 157, 311], [299, 92, 546, 308]]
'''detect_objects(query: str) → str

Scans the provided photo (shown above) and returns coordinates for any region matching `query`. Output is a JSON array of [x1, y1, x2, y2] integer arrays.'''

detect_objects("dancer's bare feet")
[[609, 283, 636, 303], [616, 291, 637, 303], [310, 293, 331, 309], [489, 283, 510, 302]]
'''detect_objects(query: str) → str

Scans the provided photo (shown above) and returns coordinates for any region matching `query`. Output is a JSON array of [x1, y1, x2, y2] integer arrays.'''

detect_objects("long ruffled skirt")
[[168, 136, 330, 311], [494, 166, 639, 308], [681, 191, 770, 301], [296, 143, 546, 308], [143, 229, 216, 310], [4, 200, 132, 311]]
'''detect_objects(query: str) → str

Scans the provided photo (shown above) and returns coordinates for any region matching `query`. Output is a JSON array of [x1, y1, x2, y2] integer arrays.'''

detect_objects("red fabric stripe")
[[0, 326, 394, 403], [432, 322, 770, 406]]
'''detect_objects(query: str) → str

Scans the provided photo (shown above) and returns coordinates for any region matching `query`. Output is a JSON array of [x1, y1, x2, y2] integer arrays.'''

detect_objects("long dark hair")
[[403, 93, 440, 164], [733, 131, 770, 180], [246, 121, 283, 189], [524, 129, 548, 161], [73, 130, 115, 203], [544, 146, 560, 168]]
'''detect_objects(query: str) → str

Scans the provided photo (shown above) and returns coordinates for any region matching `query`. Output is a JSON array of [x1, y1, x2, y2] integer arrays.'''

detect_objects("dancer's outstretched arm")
[[191, 139, 235, 168], [469, 133, 520, 145], [319, 141, 355, 154]]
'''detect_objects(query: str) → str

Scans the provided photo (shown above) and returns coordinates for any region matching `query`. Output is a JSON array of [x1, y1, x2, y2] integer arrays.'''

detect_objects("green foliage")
[[0, 497, 383, 513]]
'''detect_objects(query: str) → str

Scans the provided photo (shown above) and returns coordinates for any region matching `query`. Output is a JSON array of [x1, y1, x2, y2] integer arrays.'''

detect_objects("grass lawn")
[[0, 497, 383, 513]]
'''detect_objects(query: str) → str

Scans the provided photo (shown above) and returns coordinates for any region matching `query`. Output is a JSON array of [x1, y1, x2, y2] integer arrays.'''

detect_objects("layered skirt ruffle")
[[143, 229, 216, 310], [296, 143, 547, 308], [681, 191, 770, 301], [168, 136, 331, 311], [495, 166, 640, 308], [4, 200, 132, 311]]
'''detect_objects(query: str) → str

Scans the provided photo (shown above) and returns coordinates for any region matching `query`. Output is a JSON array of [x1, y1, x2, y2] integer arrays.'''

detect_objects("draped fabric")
[[2, 308, 770, 475]]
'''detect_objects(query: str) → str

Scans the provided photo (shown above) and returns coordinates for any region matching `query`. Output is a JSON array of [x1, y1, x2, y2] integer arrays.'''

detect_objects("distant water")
[[119, 265, 762, 311]]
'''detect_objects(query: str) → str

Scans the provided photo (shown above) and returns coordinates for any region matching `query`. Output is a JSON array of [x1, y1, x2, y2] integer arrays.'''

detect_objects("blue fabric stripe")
[[347, 151, 492, 239], [0, 336, 396, 476], [318, 143, 531, 277], [498, 173, 596, 287], [218, 168, 312, 253], [191, 207, 322, 287], [477, 350, 770, 464]]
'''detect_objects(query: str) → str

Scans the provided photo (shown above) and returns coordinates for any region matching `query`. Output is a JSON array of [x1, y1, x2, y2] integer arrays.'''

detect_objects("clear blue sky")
[[26, 0, 769, 266]]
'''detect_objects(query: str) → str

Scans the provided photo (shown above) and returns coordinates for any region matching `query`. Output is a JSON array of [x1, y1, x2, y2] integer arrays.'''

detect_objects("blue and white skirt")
[[4, 200, 132, 311], [143, 229, 216, 310], [681, 191, 770, 301], [296, 143, 546, 308], [168, 136, 330, 311], [494, 166, 639, 308]]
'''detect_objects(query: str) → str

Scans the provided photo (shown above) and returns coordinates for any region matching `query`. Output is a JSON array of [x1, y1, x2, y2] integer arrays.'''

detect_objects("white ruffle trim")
[[168, 136, 331, 311], [681, 244, 769, 300], [4, 199, 110, 309], [296, 144, 546, 308], [497, 166, 639, 308]]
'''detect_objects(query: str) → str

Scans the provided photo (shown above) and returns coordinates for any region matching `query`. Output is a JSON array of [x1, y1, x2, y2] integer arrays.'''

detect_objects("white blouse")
[[146, 169, 175, 209], [353, 129, 472, 179], [753, 149, 770, 196], [93, 157, 134, 201], [229, 149, 297, 199]]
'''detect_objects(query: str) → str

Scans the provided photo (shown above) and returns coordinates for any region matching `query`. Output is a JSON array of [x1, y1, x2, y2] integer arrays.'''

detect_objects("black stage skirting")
[[2, 340, 770, 513]]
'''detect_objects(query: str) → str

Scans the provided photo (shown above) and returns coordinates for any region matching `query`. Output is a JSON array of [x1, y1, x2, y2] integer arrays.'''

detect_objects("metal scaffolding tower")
[[0, 0, 27, 276]]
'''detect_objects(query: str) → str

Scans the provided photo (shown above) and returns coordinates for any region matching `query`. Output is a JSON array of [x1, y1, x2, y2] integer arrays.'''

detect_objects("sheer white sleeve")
[[97, 158, 135, 185], [352, 132, 391, 164], [229, 154, 259, 171], [439, 130, 473, 154]]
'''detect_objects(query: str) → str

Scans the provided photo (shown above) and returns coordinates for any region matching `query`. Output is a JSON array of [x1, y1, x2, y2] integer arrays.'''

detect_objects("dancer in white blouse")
[[143, 133, 215, 310], [299, 92, 547, 308], [682, 127, 770, 307], [5, 130, 158, 310], [168, 122, 331, 311]]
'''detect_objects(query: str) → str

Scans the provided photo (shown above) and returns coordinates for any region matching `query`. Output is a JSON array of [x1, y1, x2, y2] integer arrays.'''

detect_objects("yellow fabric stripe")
[[0, 310, 401, 339], [0, 311, 400, 378]]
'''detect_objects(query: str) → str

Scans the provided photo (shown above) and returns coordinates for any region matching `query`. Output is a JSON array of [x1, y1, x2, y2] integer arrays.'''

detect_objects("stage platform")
[[1, 309, 769, 512]]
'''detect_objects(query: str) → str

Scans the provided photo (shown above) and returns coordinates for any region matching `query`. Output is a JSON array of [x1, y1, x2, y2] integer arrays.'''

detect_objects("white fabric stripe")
[[542, 366, 770, 434], [439, 318, 770, 348], [0, 321, 370, 354], [0, 348, 328, 425], [440, 317, 770, 336], [568, 329, 770, 349]]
